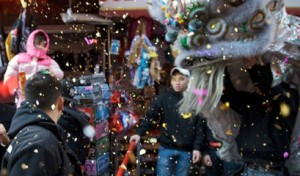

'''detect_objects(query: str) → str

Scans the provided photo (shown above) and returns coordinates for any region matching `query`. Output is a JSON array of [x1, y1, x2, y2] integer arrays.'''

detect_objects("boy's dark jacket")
[[221, 64, 299, 166], [136, 88, 206, 152], [1, 104, 83, 176]]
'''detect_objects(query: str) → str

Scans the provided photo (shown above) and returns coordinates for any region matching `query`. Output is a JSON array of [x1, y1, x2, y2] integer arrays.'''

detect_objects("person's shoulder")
[[158, 87, 171, 95], [154, 88, 168, 101], [17, 125, 60, 145], [9, 125, 60, 154]]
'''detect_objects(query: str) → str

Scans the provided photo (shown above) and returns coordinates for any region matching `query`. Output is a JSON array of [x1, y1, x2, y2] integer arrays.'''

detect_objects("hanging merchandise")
[[149, 50, 161, 84], [120, 111, 138, 131], [132, 47, 152, 89], [0, 28, 8, 78], [5, 4, 37, 60], [109, 112, 124, 133], [125, 20, 161, 89], [109, 90, 139, 133], [110, 39, 121, 55]]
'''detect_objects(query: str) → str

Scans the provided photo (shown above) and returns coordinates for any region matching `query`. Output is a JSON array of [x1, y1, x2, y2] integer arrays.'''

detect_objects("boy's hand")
[[0, 124, 10, 146], [203, 154, 213, 167], [129, 134, 141, 144], [192, 150, 201, 163]]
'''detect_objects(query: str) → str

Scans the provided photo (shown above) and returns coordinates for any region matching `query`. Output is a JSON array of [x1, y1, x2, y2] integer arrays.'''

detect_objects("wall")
[[285, 0, 300, 7]]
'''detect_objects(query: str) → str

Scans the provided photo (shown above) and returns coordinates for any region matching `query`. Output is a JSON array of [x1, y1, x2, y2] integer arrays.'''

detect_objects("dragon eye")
[[250, 10, 266, 29], [227, 0, 246, 7]]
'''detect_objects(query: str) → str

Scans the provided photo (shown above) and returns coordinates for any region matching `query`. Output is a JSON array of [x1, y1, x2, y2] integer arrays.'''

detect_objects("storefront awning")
[[99, 0, 149, 18], [60, 12, 113, 25]]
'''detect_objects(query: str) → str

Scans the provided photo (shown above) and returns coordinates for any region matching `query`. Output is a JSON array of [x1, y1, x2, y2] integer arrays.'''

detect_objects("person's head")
[[170, 67, 190, 93], [24, 70, 63, 122], [34, 31, 47, 50], [60, 79, 77, 107], [248, 64, 273, 96]]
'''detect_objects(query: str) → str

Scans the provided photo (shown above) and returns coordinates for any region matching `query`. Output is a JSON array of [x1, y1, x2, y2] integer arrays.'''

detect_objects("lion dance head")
[[148, 0, 300, 116]]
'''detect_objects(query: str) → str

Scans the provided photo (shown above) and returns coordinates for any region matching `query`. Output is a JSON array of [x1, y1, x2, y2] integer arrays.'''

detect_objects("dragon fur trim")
[[148, 0, 300, 68]]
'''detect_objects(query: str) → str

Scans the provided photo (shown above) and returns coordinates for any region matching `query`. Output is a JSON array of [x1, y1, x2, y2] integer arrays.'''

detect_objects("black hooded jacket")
[[58, 106, 91, 164], [1, 104, 83, 176], [0, 103, 15, 163], [136, 88, 206, 152], [221, 64, 299, 166]]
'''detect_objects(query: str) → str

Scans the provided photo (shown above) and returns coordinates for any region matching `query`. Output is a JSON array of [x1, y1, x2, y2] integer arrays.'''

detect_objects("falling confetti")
[[280, 103, 290, 117], [283, 57, 289, 63], [162, 123, 167, 129], [181, 112, 192, 119], [139, 149, 146, 155], [283, 152, 289, 158], [21, 163, 29, 170], [220, 102, 230, 110], [273, 123, 282, 130], [225, 129, 232, 136], [51, 104, 56, 110]]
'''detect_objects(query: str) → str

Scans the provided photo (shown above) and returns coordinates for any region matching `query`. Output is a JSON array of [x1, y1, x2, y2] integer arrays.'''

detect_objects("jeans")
[[205, 149, 243, 176], [156, 146, 191, 176], [242, 165, 285, 176]]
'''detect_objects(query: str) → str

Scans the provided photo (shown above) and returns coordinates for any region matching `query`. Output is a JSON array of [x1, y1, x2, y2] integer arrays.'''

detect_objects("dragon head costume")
[[148, 0, 300, 172], [149, 0, 300, 115]]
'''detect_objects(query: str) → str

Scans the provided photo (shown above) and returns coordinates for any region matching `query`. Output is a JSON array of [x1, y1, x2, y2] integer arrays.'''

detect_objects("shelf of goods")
[[74, 73, 112, 176]]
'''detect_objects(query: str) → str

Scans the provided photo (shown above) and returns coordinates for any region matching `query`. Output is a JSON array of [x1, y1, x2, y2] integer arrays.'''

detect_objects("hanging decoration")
[[109, 90, 139, 133], [125, 20, 160, 89], [5, 0, 37, 60]]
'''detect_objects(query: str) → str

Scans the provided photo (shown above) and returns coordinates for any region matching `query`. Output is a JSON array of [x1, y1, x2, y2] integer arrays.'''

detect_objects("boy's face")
[[171, 73, 189, 93]]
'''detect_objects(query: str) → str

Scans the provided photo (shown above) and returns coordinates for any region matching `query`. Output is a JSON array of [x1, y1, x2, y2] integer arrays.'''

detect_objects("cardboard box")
[[97, 153, 110, 175], [95, 120, 109, 140], [96, 136, 110, 157]]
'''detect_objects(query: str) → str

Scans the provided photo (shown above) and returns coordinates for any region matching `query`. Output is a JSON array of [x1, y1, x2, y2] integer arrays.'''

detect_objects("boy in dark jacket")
[[202, 120, 243, 176], [130, 67, 206, 176], [221, 57, 299, 175], [1, 70, 82, 176]]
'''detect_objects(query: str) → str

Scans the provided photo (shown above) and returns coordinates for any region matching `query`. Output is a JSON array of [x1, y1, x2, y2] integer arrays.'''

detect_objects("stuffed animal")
[[150, 51, 161, 84], [132, 48, 153, 89]]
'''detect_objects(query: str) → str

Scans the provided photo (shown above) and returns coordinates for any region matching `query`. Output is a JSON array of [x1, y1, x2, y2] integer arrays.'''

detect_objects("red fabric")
[[287, 7, 300, 17], [0, 76, 17, 102], [110, 90, 121, 103], [109, 113, 124, 132], [4, 76, 18, 96]]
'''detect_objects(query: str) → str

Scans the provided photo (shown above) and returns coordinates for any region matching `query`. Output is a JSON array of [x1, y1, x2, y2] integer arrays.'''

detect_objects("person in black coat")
[[0, 103, 15, 162], [58, 79, 95, 165], [202, 120, 243, 176], [130, 67, 206, 176], [0, 65, 16, 163], [1, 70, 83, 176], [221, 57, 299, 175]]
